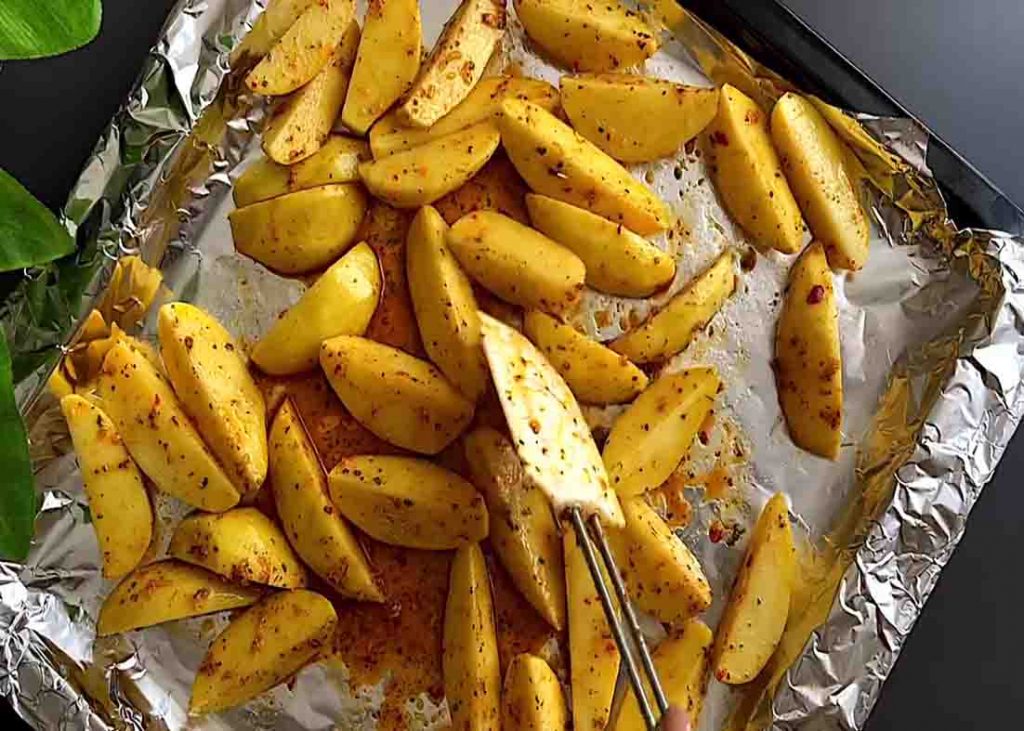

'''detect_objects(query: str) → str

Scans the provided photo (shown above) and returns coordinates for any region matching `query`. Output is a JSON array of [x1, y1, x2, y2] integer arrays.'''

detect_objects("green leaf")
[[0, 0, 102, 60], [0, 330, 36, 560], [0, 168, 76, 272]]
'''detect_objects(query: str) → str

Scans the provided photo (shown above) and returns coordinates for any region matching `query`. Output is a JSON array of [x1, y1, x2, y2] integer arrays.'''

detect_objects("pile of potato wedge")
[[53, 0, 875, 725]]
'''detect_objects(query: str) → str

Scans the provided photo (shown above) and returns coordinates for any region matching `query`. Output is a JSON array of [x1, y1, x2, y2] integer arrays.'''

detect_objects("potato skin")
[[234, 137, 370, 207], [501, 654, 568, 731]]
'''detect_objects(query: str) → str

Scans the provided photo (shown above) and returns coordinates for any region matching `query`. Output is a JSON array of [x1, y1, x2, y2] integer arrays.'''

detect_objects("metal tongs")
[[479, 313, 669, 730]]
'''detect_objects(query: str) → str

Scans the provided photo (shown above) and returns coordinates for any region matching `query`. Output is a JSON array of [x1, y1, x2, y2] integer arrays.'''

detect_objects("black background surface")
[[0, 0, 1021, 728]]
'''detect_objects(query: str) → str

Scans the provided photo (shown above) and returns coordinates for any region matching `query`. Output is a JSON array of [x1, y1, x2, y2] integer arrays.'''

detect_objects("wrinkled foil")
[[2, 1, 1023, 729]]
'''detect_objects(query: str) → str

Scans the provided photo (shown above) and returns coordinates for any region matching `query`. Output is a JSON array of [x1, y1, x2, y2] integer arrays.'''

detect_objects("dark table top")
[[1, 0, 1021, 728]]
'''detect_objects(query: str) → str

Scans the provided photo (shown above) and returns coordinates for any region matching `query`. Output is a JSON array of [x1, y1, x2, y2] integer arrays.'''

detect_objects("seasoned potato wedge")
[[97, 342, 240, 512], [370, 76, 559, 158], [603, 367, 721, 497], [502, 654, 568, 731], [561, 74, 719, 163], [235, 136, 371, 207], [514, 0, 658, 72], [447, 210, 585, 313], [159, 303, 267, 495], [233, 157, 291, 207], [406, 206, 488, 400], [523, 310, 647, 405], [232, 0, 318, 61], [60, 395, 152, 579], [341, 0, 421, 134], [245, 0, 355, 95], [499, 99, 670, 235], [611, 251, 736, 363], [169, 507, 308, 588], [96, 560, 262, 636], [252, 242, 381, 375], [358, 123, 501, 207], [397, 0, 506, 128], [190, 589, 337, 714], [328, 455, 488, 549], [464, 427, 565, 630], [525, 194, 675, 297], [320, 335, 475, 453], [704, 84, 805, 254], [270, 399, 381, 601], [774, 242, 842, 459], [443, 543, 501, 730], [229, 184, 368, 275], [771, 93, 870, 270], [713, 493, 796, 684]]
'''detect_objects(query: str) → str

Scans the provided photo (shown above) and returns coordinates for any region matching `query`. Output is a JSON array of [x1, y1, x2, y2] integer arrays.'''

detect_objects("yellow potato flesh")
[[502, 654, 568, 730], [231, 0, 317, 62], [233, 157, 291, 207]]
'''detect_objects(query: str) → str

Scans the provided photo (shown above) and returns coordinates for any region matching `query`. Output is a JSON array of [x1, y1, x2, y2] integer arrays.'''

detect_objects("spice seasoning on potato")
[[501, 653, 568, 730]]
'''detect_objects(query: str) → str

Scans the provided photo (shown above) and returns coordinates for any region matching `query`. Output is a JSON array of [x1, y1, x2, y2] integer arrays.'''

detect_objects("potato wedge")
[[233, 157, 291, 207], [525, 194, 675, 297], [60, 395, 152, 579], [713, 493, 796, 684], [96, 560, 262, 636], [561, 74, 719, 163], [447, 210, 585, 313], [341, 0, 421, 134], [514, 0, 658, 72], [499, 99, 670, 235], [232, 0, 318, 62], [235, 136, 371, 207], [229, 183, 368, 275], [370, 76, 559, 158], [603, 367, 721, 498], [774, 242, 842, 459], [159, 303, 267, 495], [523, 310, 647, 405], [397, 0, 506, 128], [464, 427, 565, 630], [502, 654, 568, 731], [771, 93, 870, 270], [97, 342, 240, 512], [252, 242, 381, 375], [245, 0, 355, 95], [328, 455, 488, 549], [704, 84, 805, 254], [190, 589, 337, 714], [169, 508, 307, 588], [407, 206, 488, 401], [611, 251, 736, 363], [358, 123, 501, 207]]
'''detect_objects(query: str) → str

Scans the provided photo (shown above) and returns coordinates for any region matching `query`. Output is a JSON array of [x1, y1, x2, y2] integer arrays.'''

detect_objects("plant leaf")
[[0, 330, 35, 559], [0, 0, 102, 60], [0, 168, 76, 272]]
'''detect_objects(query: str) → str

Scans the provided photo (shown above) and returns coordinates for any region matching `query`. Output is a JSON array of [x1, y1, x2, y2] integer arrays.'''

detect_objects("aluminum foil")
[[3, 1, 1023, 729]]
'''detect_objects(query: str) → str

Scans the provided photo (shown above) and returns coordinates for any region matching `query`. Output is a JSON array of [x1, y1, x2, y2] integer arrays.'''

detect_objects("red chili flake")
[[806, 284, 825, 304], [710, 130, 729, 146], [709, 521, 726, 543]]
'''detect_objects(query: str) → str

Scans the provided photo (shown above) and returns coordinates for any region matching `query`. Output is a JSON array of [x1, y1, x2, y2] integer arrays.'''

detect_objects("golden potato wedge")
[[270, 399, 382, 601], [523, 310, 647, 405], [159, 303, 267, 495], [603, 367, 721, 498], [447, 210, 585, 313], [328, 455, 488, 549], [245, 0, 355, 95], [397, 0, 506, 128], [464, 426, 565, 630], [252, 242, 381, 375], [444, 543, 501, 730], [713, 493, 796, 684], [561, 74, 719, 163], [169, 507, 308, 588], [406, 205, 488, 401], [525, 194, 675, 297], [514, 0, 658, 72], [771, 93, 870, 270], [97, 342, 240, 512], [232, 0, 318, 62], [235, 137, 370, 207], [358, 123, 501, 207], [229, 183, 368, 275], [190, 589, 337, 714], [502, 654, 568, 731], [704, 84, 805, 254], [341, 0, 421, 134], [611, 251, 736, 363], [60, 395, 152, 579], [96, 560, 263, 636], [774, 241, 842, 459], [369, 76, 559, 158], [233, 157, 291, 207], [499, 99, 670, 235]]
